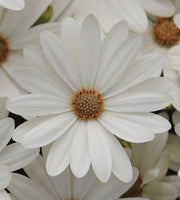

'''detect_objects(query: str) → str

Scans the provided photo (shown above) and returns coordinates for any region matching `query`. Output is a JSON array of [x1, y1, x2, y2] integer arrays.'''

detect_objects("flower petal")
[[0, 118, 14, 152], [139, 0, 175, 17], [99, 111, 154, 143], [79, 15, 101, 88], [104, 131, 133, 182], [70, 121, 90, 178], [0, 0, 24, 10], [7, 94, 71, 117], [40, 30, 81, 91], [46, 122, 78, 176], [0, 143, 39, 171], [87, 120, 112, 183], [13, 113, 76, 148], [112, 0, 148, 32], [8, 173, 56, 200], [0, 165, 11, 190], [0, 190, 10, 200], [97, 34, 143, 93]]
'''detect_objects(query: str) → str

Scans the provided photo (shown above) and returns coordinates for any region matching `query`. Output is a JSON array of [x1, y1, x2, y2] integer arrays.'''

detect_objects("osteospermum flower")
[[0, 0, 24, 10], [122, 133, 180, 200], [8, 155, 146, 200], [0, 98, 39, 200], [7, 16, 172, 182], [58, 0, 175, 33], [0, 0, 62, 99]]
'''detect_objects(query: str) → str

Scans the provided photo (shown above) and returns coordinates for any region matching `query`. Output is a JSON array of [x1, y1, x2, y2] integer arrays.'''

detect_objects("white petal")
[[138, 0, 175, 17], [131, 132, 168, 174], [8, 174, 55, 200], [87, 120, 112, 183], [72, 168, 96, 200], [50, 167, 71, 200], [143, 182, 178, 200], [103, 54, 164, 98], [0, 190, 10, 200], [13, 113, 77, 148], [104, 131, 133, 182], [99, 111, 154, 143], [166, 134, 180, 172], [174, 13, 180, 29], [86, 168, 139, 200], [7, 94, 71, 117], [105, 78, 172, 112], [99, 0, 124, 33], [0, 68, 24, 99], [95, 21, 128, 89], [14, 68, 72, 99], [0, 118, 14, 152], [0, 165, 11, 190], [70, 121, 90, 178], [79, 15, 101, 88], [0, 0, 24, 10], [112, 0, 148, 33], [163, 175, 180, 196], [40, 30, 81, 91], [97, 34, 143, 93], [172, 111, 180, 126], [46, 122, 79, 176], [9, 23, 60, 50], [24, 155, 61, 200], [61, 17, 81, 66], [0, 143, 39, 171], [0, 97, 8, 119], [175, 123, 180, 136]]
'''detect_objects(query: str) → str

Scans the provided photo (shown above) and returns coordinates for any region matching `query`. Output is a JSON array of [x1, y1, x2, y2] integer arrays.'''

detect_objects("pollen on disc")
[[0, 35, 9, 64], [153, 17, 180, 48], [72, 88, 104, 120]]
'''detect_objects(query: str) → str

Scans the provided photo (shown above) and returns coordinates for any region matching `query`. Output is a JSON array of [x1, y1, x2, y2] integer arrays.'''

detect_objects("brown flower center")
[[72, 88, 104, 120], [0, 35, 9, 64], [121, 176, 142, 198], [153, 17, 180, 48]]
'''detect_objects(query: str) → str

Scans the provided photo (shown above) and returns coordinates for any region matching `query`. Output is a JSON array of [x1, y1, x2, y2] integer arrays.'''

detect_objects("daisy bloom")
[[57, 0, 175, 33], [0, 0, 24, 10], [8, 155, 147, 200], [123, 132, 180, 200], [0, 0, 62, 99], [0, 98, 39, 200], [7, 15, 172, 183]]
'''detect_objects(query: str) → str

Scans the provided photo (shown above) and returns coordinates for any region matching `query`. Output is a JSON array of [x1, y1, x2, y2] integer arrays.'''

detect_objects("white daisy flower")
[[0, 0, 24, 10], [0, 0, 62, 99], [8, 155, 147, 200], [7, 16, 172, 183], [123, 132, 180, 200], [56, 0, 175, 33], [0, 98, 39, 200]]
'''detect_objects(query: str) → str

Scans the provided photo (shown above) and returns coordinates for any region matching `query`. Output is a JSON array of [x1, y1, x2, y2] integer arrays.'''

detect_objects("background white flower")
[[57, 0, 175, 33], [8, 155, 147, 200], [0, 0, 61, 99], [124, 133, 180, 200], [0, 98, 39, 200], [0, 0, 24, 10]]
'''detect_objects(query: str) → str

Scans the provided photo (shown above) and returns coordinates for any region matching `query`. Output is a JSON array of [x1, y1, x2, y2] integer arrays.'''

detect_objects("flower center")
[[72, 88, 104, 120], [0, 35, 9, 64], [153, 17, 180, 48], [121, 176, 142, 198]]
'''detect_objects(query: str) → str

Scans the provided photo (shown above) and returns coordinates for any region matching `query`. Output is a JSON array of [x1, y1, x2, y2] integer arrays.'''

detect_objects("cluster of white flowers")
[[0, 0, 179, 200]]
